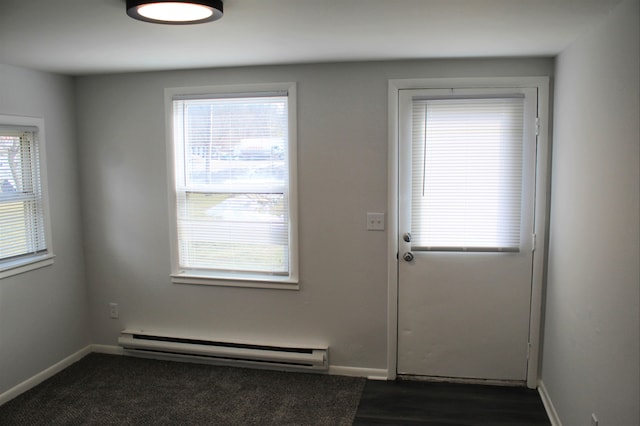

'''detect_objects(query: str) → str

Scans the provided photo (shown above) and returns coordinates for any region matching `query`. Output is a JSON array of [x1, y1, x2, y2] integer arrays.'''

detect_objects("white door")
[[397, 87, 538, 382]]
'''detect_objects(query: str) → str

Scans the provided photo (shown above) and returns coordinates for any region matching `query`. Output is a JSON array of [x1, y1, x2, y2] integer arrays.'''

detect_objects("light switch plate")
[[367, 212, 385, 231]]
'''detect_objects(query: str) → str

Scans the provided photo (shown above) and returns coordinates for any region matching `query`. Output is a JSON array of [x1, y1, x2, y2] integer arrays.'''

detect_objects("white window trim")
[[0, 253, 55, 280], [165, 83, 299, 290], [0, 114, 55, 279]]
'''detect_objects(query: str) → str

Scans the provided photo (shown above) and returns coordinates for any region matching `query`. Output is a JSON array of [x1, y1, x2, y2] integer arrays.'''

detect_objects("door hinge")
[[531, 233, 536, 252], [527, 342, 532, 360], [535, 117, 540, 136]]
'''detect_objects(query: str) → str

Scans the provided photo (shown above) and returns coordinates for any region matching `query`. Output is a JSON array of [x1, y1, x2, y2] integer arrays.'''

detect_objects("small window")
[[167, 83, 298, 288], [410, 95, 528, 252], [0, 116, 53, 278]]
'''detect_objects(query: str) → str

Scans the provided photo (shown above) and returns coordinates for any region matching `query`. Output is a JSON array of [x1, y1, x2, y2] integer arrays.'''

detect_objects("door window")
[[410, 96, 525, 252]]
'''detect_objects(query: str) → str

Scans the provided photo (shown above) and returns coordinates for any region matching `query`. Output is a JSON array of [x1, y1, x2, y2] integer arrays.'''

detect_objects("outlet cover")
[[109, 303, 119, 319], [367, 212, 385, 231]]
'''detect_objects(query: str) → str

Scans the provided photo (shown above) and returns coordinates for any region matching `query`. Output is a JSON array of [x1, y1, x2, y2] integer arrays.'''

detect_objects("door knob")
[[403, 252, 414, 262], [403, 232, 412, 242]]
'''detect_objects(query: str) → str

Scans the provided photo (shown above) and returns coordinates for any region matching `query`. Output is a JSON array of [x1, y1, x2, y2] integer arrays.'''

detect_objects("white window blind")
[[0, 126, 48, 262], [411, 96, 524, 251], [173, 93, 291, 275]]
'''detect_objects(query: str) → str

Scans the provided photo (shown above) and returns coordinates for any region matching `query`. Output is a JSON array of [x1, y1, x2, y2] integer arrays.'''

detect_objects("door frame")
[[386, 77, 550, 389]]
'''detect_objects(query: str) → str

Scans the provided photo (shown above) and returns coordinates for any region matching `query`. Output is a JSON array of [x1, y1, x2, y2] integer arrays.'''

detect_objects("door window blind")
[[173, 94, 290, 275], [0, 127, 47, 262], [411, 97, 524, 251]]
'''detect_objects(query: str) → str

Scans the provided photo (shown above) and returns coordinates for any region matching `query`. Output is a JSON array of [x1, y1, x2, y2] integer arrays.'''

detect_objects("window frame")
[[165, 83, 299, 290], [405, 89, 536, 253], [0, 114, 54, 279]]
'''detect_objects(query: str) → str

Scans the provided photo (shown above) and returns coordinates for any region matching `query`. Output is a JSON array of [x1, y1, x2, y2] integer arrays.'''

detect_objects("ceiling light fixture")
[[126, 0, 223, 24]]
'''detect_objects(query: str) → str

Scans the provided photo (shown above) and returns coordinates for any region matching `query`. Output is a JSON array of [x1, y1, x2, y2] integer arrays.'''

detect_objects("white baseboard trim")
[[538, 380, 562, 426], [0, 345, 91, 406], [329, 365, 388, 380]]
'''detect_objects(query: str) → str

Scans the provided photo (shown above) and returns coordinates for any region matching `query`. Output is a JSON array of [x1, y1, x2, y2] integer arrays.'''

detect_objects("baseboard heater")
[[118, 330, 329, 371]]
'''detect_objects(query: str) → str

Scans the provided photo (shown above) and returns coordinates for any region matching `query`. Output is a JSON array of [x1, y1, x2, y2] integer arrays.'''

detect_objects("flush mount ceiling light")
[[126, 0, 223, 24]]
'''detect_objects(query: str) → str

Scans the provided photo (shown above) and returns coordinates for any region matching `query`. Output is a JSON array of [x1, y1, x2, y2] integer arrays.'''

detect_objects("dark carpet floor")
[[0, 353, 365, 425]]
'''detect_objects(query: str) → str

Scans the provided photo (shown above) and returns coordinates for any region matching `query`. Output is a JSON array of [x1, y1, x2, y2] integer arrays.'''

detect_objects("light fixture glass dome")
[[126, 0, 223, 24]]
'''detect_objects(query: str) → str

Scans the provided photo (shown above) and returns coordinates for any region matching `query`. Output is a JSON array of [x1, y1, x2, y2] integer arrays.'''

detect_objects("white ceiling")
[[0, 0, 623, 76]]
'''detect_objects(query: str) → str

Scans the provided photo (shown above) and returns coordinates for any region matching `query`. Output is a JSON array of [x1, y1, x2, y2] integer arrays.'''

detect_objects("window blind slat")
[[0, 129, 47, 261], [411, 97, 524, 251], [173, 94, 290, 274]]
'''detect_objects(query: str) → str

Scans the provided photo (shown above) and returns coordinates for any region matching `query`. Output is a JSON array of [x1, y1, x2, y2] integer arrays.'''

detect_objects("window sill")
[[171, 271, 300, 290], [0, 254, 55, 280]]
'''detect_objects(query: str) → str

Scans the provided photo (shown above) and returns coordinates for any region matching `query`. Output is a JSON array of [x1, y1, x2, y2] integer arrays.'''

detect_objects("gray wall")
[[75, 58, 553, 372], [0, 64, 89, 394], [542, 0, 640, 424]]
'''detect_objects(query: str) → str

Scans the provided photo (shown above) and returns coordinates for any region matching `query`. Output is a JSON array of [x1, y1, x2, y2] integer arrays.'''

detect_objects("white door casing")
[[386, 78, 550, 389]]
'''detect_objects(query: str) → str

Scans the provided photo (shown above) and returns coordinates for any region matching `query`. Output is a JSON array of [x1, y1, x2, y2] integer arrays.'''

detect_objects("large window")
[[0, 115, 53, 278], [167, 83, 298, 287]]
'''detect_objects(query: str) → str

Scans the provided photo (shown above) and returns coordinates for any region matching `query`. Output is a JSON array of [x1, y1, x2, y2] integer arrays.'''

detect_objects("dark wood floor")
[[354, 379, 551, 425]]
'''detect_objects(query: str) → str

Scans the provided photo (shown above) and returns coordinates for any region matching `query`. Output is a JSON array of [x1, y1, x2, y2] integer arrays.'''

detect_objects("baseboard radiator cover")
[[118, 330, 329, 371]]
